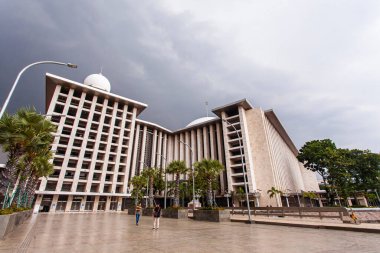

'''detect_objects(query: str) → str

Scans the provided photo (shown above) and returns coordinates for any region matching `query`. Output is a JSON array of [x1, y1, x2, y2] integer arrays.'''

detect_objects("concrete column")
[[93, 195, 100, 212], [151, 129, 158, 167], [33, 195, 43, 213], [125, 107, 138, 190], [50, 195, 59, 213], [65, 195, 73, 212], [105, 196, 111, 211], [130, 124, 141, 179], [196, 128, 202, 160], [117, 197, 123, 211], [203, 126, 209, 159]]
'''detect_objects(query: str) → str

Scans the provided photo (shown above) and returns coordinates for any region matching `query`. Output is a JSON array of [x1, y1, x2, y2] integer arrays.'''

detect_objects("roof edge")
[[264, 109, 298, 155]]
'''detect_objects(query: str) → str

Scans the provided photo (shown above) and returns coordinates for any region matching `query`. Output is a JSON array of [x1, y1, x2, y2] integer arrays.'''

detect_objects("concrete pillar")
[[65, 195, 73, 212], [93, 195, 100, 212], [33, 195, 43, 213], [50, 195, 59, 213]]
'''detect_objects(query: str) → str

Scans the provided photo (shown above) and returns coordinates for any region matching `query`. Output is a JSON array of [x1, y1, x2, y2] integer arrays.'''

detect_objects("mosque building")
[[34, 73, 319, 212]]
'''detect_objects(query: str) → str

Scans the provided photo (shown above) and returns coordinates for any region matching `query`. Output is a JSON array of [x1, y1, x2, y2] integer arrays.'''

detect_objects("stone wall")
[[352, 209, 380, 223], [0, 210, 33, 239]]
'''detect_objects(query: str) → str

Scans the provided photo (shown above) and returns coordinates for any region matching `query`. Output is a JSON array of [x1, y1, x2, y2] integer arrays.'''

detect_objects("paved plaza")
[[1, 213, 380, 253]]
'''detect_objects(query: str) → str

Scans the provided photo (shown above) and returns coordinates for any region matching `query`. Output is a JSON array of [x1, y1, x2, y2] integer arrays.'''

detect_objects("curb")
[[230, 219, 380, 234]]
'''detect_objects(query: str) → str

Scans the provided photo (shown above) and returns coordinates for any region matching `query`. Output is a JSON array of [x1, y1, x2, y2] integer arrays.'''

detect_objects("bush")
[[0, 207, 31, 215]]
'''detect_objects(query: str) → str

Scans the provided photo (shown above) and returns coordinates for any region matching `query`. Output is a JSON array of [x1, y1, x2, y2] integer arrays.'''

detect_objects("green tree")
[[233, 187, 245, 207], [267, 187, 283, 206], [130, 175, 147, 204], [141, 167, 162, 208], [166, 160, 189, 207], [194, 159, 224, 207], [0, 108, 56, 208], [302, 191, 318, 207], [297, 139, 336, 205]]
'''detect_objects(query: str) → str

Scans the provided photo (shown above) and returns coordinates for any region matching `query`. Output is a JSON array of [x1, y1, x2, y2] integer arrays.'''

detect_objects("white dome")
[[84, 73, 111, 92], [186, 117, 217, 128]]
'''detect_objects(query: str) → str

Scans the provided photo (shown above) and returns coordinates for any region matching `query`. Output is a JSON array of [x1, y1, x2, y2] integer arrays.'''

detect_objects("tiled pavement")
[[1, 213, 380, 253]]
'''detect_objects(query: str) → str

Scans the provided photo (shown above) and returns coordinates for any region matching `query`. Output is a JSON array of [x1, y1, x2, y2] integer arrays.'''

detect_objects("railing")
[[232, 207, 350, 221]]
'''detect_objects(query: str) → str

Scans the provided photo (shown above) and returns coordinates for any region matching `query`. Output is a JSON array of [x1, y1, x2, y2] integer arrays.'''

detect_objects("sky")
[[0, 0, 379, 152]]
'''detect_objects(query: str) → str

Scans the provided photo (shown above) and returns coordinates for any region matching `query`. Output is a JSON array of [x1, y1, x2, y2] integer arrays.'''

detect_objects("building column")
[[117, 197, 123, 211], [50, 195, 59, 213], [33, 195, 43, 213], [93, 195, 100, 212], [105, 196, 111, 211], [65, 195, 73, 212]]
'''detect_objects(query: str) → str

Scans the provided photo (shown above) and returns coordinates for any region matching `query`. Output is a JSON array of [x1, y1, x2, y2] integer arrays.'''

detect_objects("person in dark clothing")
[[152, 204, 161, 230]]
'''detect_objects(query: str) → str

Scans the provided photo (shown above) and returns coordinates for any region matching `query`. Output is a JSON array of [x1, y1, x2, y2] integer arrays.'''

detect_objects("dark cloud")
[[1, 1, 379, 152]]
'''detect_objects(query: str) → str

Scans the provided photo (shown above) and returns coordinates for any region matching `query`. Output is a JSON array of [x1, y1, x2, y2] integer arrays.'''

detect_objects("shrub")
[[0, 207, 31, 215]]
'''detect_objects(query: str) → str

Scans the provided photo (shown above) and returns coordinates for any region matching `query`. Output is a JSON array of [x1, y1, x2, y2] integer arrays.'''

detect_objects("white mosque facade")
[[34, 73, 319, 213]]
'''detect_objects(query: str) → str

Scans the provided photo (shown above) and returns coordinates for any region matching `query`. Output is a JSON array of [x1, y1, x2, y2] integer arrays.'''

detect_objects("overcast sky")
[[1, 1, 379, 152]]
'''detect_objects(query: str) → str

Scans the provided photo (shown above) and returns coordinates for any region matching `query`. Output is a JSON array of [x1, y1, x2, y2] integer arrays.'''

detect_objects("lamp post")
[[156, 153, 168, 209], [179, 140, 195, 212], [222, 119, 252, 223], [0, 61, 77, 119], [224, 190, 231, 207]]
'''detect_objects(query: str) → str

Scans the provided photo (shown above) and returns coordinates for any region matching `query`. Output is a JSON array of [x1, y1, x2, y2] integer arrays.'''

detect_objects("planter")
[[0, 210, 33, 239], [127, 207, 153, 216], [127, 208, 135, 215], [162, 208, 188, 219], [193, 209, 230, 222], [142, 208, 154, 216]]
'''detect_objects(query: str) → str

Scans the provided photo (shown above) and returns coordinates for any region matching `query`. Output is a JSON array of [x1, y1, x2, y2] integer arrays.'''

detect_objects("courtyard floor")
[[0, 213, 379, 253]]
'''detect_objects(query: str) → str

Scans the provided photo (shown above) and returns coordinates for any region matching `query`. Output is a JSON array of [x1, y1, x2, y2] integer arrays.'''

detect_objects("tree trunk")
[[174, 173, 180, 207], [149, 176, 154, 207], [207, 180, 213, 207]]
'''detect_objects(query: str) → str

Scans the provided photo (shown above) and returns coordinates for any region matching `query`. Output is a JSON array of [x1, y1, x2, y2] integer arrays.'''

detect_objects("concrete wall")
[[0, 210, 33, 239]]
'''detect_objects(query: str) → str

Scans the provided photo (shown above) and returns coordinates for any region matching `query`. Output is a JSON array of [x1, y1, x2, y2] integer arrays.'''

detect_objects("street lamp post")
[[156, 153, 168, 209], [222, 119, 252, 223], [179, 140, 195, 212], [0, 61, 77, 119]]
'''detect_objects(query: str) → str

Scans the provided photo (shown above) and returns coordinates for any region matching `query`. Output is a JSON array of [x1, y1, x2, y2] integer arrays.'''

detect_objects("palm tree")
[[130, 175, 147, 204], [141, 167, 159, 208], [194, 159, 224, 207], [166, 160, 189, 207], [302, 191, 318, 207], [0, 108, 56, 208], [267, 187, 283, 206]]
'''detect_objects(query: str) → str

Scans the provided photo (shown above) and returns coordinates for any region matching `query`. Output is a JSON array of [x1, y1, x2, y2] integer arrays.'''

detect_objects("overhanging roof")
[[212, 98, 253, 117]]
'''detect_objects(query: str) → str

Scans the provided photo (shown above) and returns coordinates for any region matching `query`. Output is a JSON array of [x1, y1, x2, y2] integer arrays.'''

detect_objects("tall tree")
[[141, 167, 159, 208], [130, 175, 147, 204], [194, 159, 224, 207], [166, 160, 188, 207], [297, 139, 336, 205], [267, 187, 283, 206], [0, 108, 56, 207]]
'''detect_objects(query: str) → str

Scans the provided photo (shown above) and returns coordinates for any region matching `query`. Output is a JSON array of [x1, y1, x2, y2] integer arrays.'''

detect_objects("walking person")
[[135, 203, 142, 226], [152, 204, 161, 230]]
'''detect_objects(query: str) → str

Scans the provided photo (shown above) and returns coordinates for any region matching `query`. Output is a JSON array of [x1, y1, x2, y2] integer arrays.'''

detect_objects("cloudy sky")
[[1, 1, 379, 152]]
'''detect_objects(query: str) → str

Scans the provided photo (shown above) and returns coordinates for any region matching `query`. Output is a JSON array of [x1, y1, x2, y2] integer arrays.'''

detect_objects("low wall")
[[194, 209, 230, 222], [352, 208, 380, 223], [162, 209, 188, 219], [0, 210, 33, 239]]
